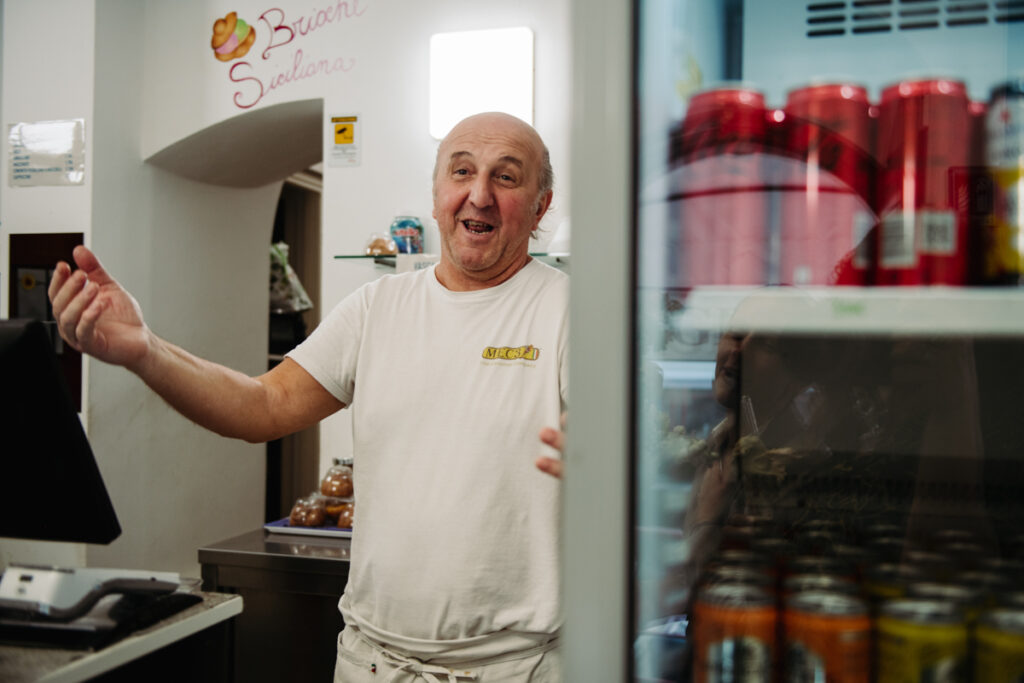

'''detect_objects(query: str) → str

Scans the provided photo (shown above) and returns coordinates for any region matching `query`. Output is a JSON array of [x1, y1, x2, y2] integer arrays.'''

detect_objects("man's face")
[[432, 113, 552, 291], [714, 333, 747, 408]]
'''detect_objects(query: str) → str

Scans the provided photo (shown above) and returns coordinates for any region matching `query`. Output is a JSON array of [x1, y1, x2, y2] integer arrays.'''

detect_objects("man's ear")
[[535, 190, 553, 220]]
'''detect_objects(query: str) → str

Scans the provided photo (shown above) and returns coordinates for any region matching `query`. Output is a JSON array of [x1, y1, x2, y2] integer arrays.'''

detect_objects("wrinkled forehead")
[[436, 116, 544, 175]]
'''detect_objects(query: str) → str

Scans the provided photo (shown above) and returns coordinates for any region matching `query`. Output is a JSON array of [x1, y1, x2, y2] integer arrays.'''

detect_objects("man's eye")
[[453, 168, 469, 176]]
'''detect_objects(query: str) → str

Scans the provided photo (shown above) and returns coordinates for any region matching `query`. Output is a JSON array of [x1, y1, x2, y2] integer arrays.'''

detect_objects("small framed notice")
[[8, 119, 85, 187], [328, 115, 360, 168]]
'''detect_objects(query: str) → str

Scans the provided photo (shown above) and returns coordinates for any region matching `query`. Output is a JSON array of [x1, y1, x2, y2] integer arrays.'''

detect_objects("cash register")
[[0, 318, 200, 648]]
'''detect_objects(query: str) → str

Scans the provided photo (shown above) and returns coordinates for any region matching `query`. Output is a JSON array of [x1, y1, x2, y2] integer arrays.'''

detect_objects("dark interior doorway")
[[266, 170, 322, 522]]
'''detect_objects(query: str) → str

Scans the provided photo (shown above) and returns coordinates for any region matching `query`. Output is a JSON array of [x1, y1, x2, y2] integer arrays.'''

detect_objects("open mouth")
[[463, 220, 495, 234]]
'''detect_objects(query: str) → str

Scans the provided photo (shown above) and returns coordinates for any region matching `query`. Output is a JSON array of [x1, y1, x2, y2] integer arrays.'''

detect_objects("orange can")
[[783, 573, 859, 598], [783, 590, 872, 683], [788, 554, 855, 580], [693, 583, 777, 683], [703, 565, 776, 593]]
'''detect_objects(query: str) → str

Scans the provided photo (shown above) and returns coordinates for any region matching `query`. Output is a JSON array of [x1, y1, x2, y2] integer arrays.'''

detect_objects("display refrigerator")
[[564, 0, 1024, 681]]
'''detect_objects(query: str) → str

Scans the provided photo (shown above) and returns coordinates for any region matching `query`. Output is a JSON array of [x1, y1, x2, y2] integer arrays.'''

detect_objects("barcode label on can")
[[917, 211, 957, 255], [880, 213, 916, 267], [706, 637, 773, 682]]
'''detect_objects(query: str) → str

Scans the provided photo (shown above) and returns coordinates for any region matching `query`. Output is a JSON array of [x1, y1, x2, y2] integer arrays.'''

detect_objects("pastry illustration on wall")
[[211, 11, 256, 62]]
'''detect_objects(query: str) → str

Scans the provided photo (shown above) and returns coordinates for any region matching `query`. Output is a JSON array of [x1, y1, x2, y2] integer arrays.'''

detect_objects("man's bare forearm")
[[129, 336, 341, 443]]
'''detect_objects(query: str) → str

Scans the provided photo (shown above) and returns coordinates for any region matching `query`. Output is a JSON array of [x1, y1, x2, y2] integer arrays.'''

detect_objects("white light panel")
[[429, 27, 535, 140]]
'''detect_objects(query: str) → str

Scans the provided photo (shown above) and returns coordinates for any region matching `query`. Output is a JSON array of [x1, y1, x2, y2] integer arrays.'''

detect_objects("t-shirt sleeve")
[[285, 282, 372, 405]]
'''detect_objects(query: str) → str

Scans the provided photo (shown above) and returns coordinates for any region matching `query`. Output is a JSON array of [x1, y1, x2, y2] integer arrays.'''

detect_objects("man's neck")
[[435, 255, 532, 291]]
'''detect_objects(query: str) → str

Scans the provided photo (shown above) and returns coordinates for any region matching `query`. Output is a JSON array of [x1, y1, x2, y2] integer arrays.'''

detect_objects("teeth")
[[464, 220, 493, 233]]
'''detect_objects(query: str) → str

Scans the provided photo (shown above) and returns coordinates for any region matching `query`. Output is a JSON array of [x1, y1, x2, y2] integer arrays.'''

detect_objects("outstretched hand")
[[48, 245, 151, 370], [536, 412, 567, 479]]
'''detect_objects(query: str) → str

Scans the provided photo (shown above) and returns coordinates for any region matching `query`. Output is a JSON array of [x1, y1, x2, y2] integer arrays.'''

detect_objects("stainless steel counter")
[[198, 529, 350, 683]]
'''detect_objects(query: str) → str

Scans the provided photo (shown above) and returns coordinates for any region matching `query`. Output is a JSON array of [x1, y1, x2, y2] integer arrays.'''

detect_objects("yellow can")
[[863, 563, 925, 608], [975, 608, 1024, 683], [876, 599, 968, 683], [906, 582, 984, 625]]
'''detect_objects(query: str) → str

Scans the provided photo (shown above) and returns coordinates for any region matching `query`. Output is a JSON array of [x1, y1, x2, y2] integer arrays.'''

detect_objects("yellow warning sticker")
[[329, 115, 361, 168], [335, 122, 355, 144]]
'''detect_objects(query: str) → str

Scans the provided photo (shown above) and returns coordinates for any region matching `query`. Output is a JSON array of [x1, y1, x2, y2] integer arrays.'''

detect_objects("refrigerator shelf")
[[665, 286, 1024, 338]]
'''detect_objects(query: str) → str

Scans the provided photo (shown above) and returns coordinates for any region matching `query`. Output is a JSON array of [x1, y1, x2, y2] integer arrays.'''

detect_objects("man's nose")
[[468, 176, 494, 208]]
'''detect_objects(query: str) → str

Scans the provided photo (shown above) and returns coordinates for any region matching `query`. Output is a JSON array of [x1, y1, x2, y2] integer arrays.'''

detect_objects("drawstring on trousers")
[[354, 628, 479, 682], [381, 657, 478, 683]]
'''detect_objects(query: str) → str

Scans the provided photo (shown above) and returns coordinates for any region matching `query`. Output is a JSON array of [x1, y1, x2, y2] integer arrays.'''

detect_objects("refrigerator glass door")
[[632, 1, 1024, 681]]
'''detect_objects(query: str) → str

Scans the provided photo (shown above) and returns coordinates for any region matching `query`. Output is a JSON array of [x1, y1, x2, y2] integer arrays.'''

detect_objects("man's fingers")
[[58, 279, 99, 349], [72, 245, 116, 287], [49, 267, 86, 316], [50, 247, 116, 352], [535, 456, 563, 479], [540, 426, 564, 452], [537, 424, 566, 479], [76, 293, 107, 353], [48, 261, 72, 302]]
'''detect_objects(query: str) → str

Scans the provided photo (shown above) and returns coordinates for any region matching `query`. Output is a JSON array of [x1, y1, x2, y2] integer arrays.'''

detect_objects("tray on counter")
[[264, 518, 353, 538]]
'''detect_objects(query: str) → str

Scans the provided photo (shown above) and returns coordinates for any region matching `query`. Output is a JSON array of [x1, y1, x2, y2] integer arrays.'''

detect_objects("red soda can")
[[875, 78, 972, 285], [780, 82, 877, 286], [670, 85, 770, 287]]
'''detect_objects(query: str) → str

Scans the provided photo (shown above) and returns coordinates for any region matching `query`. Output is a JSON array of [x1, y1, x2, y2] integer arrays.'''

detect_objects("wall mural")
[[210, 2, 368, 110], [210, 12, 257, 62]]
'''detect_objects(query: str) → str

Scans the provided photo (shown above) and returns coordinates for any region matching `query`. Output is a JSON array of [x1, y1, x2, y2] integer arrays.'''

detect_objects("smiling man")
[[317, 111, 569, 681], [432, 112, 554, 292], [49, 112, 568, 681]]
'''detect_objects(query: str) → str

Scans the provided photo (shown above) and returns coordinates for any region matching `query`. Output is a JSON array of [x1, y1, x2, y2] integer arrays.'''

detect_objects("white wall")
[[0, 0, 94, 302], [1, 0, 273, 576], [0, 0, 96, 570], [91, 0, 276, 573]]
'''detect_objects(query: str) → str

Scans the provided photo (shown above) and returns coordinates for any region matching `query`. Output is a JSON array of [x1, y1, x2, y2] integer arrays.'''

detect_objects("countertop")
[[0, 592, 241, 683], [198, 528, 351, 575]]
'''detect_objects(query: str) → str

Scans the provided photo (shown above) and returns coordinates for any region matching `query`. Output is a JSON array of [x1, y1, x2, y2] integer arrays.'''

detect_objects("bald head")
[[433, 113, 554, 212]]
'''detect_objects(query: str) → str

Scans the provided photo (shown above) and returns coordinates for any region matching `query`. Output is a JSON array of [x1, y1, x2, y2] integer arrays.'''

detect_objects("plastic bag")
[[270, 242, 313, 314]]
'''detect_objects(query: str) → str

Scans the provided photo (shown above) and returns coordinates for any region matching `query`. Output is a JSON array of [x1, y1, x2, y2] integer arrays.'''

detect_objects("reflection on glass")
[[633, 0, 1024, 680], [636, 323, 1024, 680]]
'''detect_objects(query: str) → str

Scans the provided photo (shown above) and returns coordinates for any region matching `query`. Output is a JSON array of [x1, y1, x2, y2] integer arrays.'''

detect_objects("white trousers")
[[333, 625, 562, 683]]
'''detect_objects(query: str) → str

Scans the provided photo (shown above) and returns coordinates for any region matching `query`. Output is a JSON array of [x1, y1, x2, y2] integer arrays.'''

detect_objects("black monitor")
[[0, 318, 121, 544]]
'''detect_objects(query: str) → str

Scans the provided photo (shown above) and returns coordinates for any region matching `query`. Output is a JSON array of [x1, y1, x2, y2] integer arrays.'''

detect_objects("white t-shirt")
[[287, 259, 568, 657]]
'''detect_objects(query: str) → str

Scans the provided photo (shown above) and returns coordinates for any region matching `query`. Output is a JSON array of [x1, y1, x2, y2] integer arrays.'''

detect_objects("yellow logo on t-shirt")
[[481, 345, 539, 361]]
